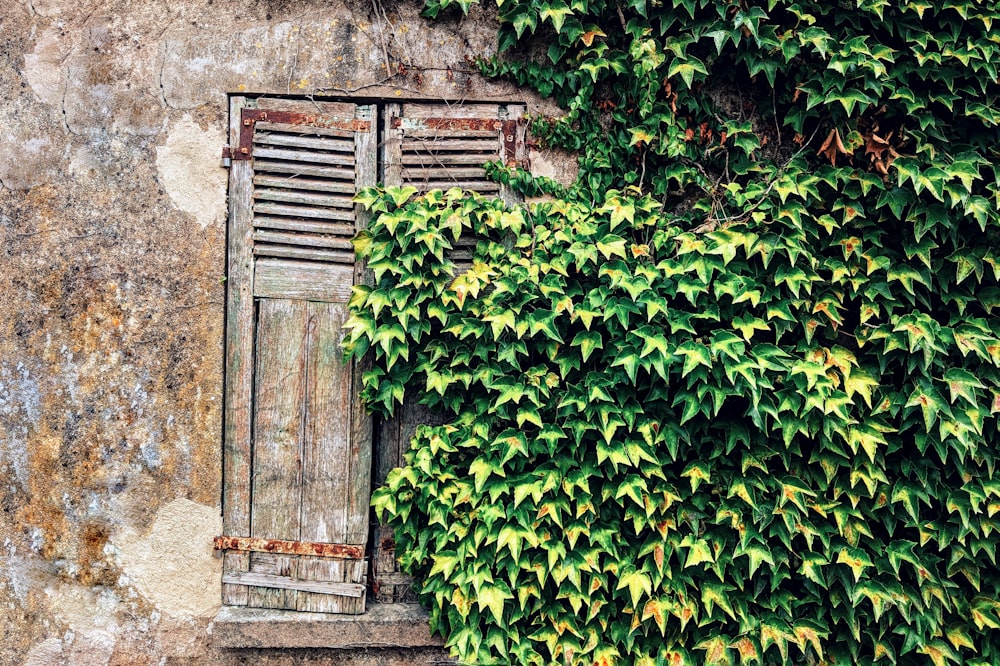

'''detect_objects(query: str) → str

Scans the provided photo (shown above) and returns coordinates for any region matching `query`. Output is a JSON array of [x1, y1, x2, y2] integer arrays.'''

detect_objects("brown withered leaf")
[[818, 128, 850, 166], [864, 130, 900, 176], [864, 131, 892, 161]]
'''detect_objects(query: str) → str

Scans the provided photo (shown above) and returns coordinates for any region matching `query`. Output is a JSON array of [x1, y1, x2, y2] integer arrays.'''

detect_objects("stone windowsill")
[[210, 603, 445, 649]]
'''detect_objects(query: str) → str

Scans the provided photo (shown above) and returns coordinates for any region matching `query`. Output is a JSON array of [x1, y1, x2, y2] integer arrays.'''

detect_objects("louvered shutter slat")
[[254, 133, 357, 152], [252, 202, 355, 222], [253, 175, 356, 195], [252, 147, 355, 167], [252, 217, 355, 236], [252, 162, 355, 180], [253, 189, 355, 209], [252, 245, 355, 264]]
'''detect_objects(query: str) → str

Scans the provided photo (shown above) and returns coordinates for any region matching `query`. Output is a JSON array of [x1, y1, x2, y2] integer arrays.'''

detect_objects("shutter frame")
[[222, 97, 376, 614], [374, 102, 526, 603]]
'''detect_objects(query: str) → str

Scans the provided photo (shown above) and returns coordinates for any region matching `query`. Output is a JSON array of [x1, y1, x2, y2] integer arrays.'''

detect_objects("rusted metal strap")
[[392, 117, 522, 163], [234, 109, 370, 160], [214, 535, 364, 560]]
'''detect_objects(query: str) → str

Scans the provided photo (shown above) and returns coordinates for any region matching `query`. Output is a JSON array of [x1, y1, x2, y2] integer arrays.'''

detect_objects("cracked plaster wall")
[[0, 0, 575, 663]]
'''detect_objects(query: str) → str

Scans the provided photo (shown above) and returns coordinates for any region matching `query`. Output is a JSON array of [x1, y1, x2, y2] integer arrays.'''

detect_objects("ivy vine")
[[346, 0, 1000, 663]]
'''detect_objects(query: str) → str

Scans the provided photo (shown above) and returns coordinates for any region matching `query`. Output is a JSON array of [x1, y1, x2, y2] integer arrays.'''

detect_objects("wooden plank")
[[252, 146, 356, 167], [248, 552, 297, 610], [222, 552, 250, 606], [225, 571, 365, 598], [301, 301, 353, 546], [223, 95, 254, 608], [401, 103, 501, 118], [382, 103, 403, 187], [252, 230, 355, 251], [255, 132, 356, 152], [373, 395, 445, 603], [255, 122, 357, 139], [250, 299, 309, 610], [253, 217, 355, 236], [253, 202, 355, 222], [400, 153, 497, 165], [402, 167, 488, 179], [253, 161, 355, 180], [401, 139, 500, 151], [500, 104, 526, 207], [251, 299, 308, 542], [254, 174, 356, 195], [405, 180, 500, 193], [253, 189, 356, 210], [296, 559, 367, 612], [351, 104, 377, 548], [252, 245, 355, 264], [214, 535, 364, 560]]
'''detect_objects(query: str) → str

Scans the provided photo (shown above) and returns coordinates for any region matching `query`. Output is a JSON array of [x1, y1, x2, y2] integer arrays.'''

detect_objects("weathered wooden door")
[[219, 97, 376, 613]]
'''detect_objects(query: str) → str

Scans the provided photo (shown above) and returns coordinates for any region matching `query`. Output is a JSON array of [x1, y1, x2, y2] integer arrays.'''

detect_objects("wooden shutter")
[[221, 97, 376, 614], [373, 102, 526, 602]]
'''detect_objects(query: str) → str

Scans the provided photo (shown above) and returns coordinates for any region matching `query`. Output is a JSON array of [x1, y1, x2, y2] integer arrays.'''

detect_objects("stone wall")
[[0, 1, 574, 663]]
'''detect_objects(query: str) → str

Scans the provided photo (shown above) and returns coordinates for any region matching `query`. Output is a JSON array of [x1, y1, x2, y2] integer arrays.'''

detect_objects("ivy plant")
[[346, 0, 1000, 663]]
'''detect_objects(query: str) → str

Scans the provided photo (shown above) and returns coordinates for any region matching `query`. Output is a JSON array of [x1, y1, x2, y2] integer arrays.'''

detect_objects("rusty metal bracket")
[[214, 535, 365, 560], [233, 109, 371, 161], [391, 116, 522, 163]]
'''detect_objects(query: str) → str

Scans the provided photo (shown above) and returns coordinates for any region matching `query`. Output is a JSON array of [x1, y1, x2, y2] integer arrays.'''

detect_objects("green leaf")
[[735, 543, 774, 577], [905, 382, 951, 432], [941, 368, 985, 405], [836, 547, 873, 582], [477, 582, 513, 624], [387, 185, 418, 207], [667, 57, 708, 88], [596, 235, 628, 259], [617, 569, 652, 607], [676, 341, 712, 376], [681, 461, 711, 493]]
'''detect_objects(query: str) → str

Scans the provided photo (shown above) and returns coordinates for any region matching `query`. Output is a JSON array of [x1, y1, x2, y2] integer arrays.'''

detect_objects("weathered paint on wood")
[[253, 189, 356, 210], [251, 246, 355, 264], [251, 298, 308, 542], [252, 146, 356, 166], [247, 551, 296, 610], [301, 300, 353, 547], [253, 259, 354, 302], [223, 97, 372, 614], [223, 571, 365, 598], [222, 95, 255, 606], [349, 104, 377, 550], [296, 558, 367, 612], [253, 174, 356, 195]]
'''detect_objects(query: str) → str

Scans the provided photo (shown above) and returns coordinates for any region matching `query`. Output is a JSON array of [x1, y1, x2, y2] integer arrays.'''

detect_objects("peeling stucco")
[[156, 115, 228, 228], [114, 497, 222, 618]]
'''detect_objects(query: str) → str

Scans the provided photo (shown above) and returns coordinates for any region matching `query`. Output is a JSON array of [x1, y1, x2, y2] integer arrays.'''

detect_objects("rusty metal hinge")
[[214, 535, 365, 560], [233, 109, 371, 161], [221, 145, 232, 168], [392, 116, 523, 163]]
